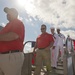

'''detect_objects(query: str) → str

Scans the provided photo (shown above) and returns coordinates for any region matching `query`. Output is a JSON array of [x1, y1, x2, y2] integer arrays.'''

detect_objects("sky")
[[0, 0, 75, 52]]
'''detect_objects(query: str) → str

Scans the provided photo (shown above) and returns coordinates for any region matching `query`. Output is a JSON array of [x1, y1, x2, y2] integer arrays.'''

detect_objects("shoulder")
[[60, 33, 64, 36], [61, 33, 65, 37], [15, 19, 24, 28], [37, 34, 41, 38], [46, 32, 52, 36], [47, 33, 53, 38], [54, 33, 58, 36], [17, 19, 24, 25], [13, 19, 24, 25]]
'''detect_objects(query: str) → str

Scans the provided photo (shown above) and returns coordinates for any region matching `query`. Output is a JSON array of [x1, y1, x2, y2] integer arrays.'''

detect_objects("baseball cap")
[[57, 28, 60, 30], [4, 7, 18, 17]]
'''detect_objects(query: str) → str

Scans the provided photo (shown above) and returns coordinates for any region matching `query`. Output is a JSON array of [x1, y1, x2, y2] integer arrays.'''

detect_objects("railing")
[[21, 41, 36, 75], [21, 41, 75, 75]]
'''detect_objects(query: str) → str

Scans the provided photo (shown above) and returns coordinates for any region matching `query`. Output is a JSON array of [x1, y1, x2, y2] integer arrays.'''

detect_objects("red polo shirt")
[[0, 19, 25, 52], [36, 32, 54, 48]]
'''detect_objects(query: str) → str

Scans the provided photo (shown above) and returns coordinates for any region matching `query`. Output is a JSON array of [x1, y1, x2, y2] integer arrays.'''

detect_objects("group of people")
[[50, 27, 65, 69], [33, 25, 74, 75], [0, 6, 74, 75]]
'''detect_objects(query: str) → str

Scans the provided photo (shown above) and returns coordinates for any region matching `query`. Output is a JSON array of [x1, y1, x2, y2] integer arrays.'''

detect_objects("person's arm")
[[0, 32, 19, 41], [61, 34, 65, 46], [45, 41, 54, 50], [45, 34, 54, 50], [33, 42, 37, 52], [53, 34, 58, 49]]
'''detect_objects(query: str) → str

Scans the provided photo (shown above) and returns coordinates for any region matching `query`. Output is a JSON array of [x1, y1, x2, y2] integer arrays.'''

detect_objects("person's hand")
[[52, 46, 55, 49]]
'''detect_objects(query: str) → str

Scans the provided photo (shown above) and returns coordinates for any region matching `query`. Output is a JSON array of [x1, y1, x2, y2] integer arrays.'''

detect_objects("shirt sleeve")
[[62, 34, 66, 45], [61, 34, 65, 39]]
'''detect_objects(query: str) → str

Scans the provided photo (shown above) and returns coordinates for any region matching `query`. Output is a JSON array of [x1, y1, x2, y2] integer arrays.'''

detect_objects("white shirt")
[[67, 40, 71, 48], [57, 33, 65, 46], [52, 33, 59, 47], [66, 38, 72, 48]]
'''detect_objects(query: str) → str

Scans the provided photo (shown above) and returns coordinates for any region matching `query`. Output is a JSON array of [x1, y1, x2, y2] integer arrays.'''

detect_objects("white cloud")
[[61, 30, 75, 39], [23, 42, 33, 53], [29, 18, 33, 22], [23, 0, 75, 28], [10, 0, 75, 39], [1, 23, 6, 27]]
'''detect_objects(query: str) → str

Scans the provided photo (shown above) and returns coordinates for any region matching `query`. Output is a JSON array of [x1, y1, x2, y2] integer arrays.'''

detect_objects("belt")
[[38, 48, 45, 50], [0, 50, 21, 54]]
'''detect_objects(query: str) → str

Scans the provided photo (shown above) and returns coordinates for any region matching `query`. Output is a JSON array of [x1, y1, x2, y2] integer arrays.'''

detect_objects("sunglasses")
[[41, 28, 46, 30]]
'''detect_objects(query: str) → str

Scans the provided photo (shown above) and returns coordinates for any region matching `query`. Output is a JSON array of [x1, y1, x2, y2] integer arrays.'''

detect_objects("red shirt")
[[0, 19, 25, 52], [36, 32, 54, 48]]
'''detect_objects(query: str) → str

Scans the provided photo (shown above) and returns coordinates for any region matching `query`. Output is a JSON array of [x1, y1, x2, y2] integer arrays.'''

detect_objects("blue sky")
[[0, 0, 75, 43]]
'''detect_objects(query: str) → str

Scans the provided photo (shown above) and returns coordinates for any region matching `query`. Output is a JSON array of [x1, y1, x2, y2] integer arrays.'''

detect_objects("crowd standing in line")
[[0, 7, 74, 75], [32, 25, 75, 75]]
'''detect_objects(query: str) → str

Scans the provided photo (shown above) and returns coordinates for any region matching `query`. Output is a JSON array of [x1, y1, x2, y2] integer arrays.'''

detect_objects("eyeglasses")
[[41, 28, 46, 30]]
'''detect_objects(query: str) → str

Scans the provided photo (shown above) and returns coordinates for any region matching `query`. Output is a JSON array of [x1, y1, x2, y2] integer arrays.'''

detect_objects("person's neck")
[[52, 33, 55, 35], [58, 32, 60, 34], [42, 32, 46, 34], [9, 18, 17, 22]]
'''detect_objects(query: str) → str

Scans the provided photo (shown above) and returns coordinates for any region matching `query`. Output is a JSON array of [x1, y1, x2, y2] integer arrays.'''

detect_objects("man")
[[50, 27, 58, 69], [33, 24, 54, 75], [66, 35, 73, 54], [0, 7, 25, 75], [56, 28, 65, 61]]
